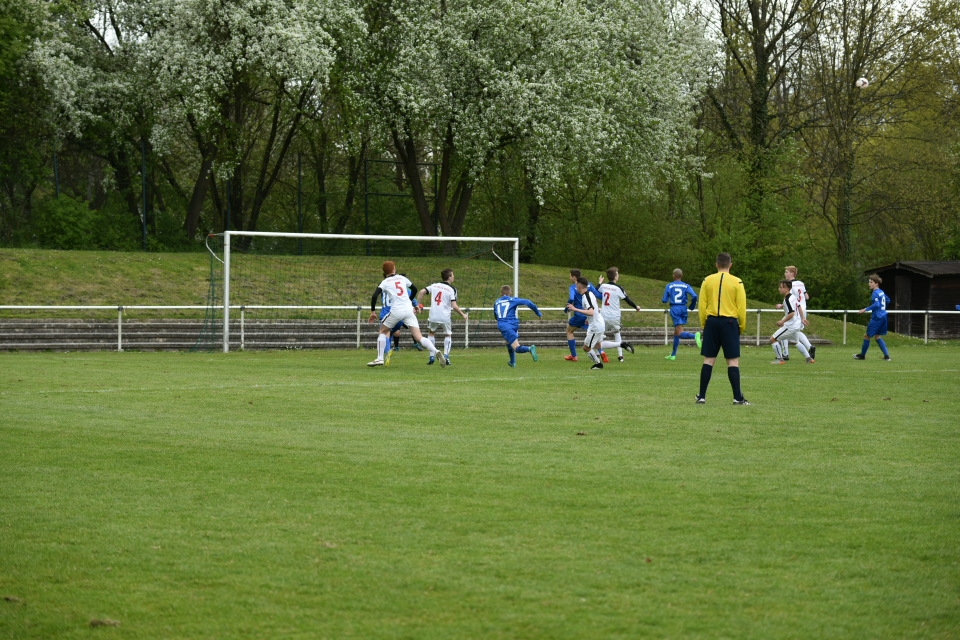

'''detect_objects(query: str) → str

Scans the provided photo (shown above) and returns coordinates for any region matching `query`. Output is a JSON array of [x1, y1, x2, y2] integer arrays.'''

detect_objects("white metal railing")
[[1, 305, 958, 351]]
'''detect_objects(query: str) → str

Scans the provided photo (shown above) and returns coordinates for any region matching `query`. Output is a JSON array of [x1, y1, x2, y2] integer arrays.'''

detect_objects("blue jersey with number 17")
[[494, 295, 541, 329]]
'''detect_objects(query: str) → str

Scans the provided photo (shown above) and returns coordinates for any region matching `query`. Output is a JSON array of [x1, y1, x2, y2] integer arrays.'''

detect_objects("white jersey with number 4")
[[425, 282, 457, 323], [378, 274, 415, 315]]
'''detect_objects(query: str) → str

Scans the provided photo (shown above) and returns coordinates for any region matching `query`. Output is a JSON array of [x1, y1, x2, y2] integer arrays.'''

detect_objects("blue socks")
[[516, 345, 531, 353], [672, 336, 680, 356], [508, 345, 516, 365], [567, 339, 577, 357], [680, 331, 695, 339], [861, 338, 871, 356], [877, 338, 889, 357]]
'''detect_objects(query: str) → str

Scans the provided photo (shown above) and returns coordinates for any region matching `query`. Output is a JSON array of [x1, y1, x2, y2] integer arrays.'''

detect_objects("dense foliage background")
[[1, 0, 959, 306]]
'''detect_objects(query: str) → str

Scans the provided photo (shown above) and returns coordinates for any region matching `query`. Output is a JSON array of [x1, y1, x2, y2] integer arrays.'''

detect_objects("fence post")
[[240, 306, 245, 351], [464, 310, 470, 349], [117, 306, 124, 352], [925, 310, 929, 344], [356, 307, 362, 349], [756, 309, 762, 346], [664, 310, 668, 345], [843, 312, 847, 345]]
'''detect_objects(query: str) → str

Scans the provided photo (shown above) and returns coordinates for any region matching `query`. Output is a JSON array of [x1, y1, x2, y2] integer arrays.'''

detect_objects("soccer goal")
[[195, 231, 520, 353]]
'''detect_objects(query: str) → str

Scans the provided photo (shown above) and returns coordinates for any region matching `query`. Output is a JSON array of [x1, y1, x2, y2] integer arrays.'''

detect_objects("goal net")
[[194, 232, 520, 352]]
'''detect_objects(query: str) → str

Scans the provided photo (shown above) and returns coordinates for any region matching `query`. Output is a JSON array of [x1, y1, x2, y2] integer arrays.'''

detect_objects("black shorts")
[[701, 316, 741, 359]]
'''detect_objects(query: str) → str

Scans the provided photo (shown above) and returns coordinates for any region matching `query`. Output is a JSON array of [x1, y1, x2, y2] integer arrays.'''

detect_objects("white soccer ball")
[[855, 77, 869, 88]]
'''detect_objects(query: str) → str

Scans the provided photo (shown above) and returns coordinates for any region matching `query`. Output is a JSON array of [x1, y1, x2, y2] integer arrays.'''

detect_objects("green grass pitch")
[[1, 345, 959, 638]]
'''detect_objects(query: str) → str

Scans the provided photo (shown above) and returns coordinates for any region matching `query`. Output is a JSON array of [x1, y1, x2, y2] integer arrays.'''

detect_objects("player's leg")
[[876, 337, 890, 359], [377, 331, 388, 360], [791, 331, 812, 361], [585, 331, 603, 368], [566, 323, 578, 359], [504, 329, 520, 366], [770, 338, 785, 362], [856, 330, 872, 359], [442, 326, 453, 365], [671, 324, 682, 358], [411, 326, 437, 356], [368, 322, 392, 366], [719, 321, 746, 403], [770, 327, 787, 363], [697, 319, 721, 401], [727, 357, 748, 404], [874, 317, 890, 358]]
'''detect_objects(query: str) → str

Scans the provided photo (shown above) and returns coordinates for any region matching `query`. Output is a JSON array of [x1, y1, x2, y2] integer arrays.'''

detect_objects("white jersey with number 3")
[[425, 282, 457, 323], [791, 279, 807, 315]]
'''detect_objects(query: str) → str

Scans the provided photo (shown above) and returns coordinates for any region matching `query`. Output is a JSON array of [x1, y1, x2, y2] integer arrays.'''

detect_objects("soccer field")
[[1, 345, 958, 638]]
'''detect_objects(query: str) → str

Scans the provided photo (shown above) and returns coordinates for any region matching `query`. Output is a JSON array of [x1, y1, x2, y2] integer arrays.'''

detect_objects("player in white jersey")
[[367, 261, 443, 368], [596, 266, 638, 362], [566, 277, 607, 369], [778, 266, 815, 361], [770, 280, 814, 364], [416, 268, 469, 366]]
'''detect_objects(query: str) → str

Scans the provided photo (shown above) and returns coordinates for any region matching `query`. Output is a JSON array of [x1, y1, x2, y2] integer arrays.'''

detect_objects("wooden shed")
[[865, 261, 960, 339]]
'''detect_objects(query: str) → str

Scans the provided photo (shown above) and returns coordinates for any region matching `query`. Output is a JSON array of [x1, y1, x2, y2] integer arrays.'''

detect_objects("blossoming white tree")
[[358, 0, 713, 235]]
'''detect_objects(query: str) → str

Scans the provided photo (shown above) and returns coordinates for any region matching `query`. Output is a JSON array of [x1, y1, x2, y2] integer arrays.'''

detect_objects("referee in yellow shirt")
[[696, 252, 750, 405]]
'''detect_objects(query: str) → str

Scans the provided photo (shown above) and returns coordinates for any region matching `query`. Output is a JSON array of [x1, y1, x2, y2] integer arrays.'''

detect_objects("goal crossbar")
[[220, 231, 520, 353]]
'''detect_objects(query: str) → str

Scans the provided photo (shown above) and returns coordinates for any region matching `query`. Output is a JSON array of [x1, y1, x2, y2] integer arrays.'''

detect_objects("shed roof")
[[866, 261, 960, 278]]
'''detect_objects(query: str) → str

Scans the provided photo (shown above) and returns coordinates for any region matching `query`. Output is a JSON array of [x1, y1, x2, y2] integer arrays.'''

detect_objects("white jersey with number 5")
[[425, 282, 457, 323], [378, 274, 415, 315]]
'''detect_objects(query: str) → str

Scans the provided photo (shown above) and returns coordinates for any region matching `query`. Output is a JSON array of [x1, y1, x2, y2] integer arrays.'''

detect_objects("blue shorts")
[[669, 306, 689, 327], [498, 325, 520, 344], [700, 316, 741, 359], [567, 314, 588, 329], [866, 316, 888, 337]]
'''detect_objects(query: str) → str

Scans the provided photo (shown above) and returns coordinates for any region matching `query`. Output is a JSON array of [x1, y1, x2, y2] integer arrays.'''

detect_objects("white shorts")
[[428, 320, 453, 336], [584, 329, 605, 350], [772, 325, 804, 343], [600, 316, 621, 333], [382, 307, 420, 331]]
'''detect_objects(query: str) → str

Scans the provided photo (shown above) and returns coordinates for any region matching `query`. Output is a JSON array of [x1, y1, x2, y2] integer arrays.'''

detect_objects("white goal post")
[[219, 231, 521, 353]]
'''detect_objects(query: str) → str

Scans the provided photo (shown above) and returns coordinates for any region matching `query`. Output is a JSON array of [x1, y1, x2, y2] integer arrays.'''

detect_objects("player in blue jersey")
[[494, 285, 542, 367], [565, 269, 605, 362], [854, 274, 892, 361], [661, 269, 701, 360]]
